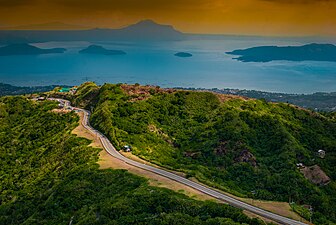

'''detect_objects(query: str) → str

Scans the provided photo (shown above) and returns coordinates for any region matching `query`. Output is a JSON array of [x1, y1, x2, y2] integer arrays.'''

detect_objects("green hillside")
[[72, 82, 336, 224], [0, 96, 264, 225]]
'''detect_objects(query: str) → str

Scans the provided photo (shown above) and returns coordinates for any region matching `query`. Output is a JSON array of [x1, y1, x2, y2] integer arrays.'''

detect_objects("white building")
[[318, 150, 326, 158]]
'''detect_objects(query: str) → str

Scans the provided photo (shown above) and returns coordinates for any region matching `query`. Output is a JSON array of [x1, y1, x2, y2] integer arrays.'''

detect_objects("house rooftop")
[[59, 88, 71, 93]]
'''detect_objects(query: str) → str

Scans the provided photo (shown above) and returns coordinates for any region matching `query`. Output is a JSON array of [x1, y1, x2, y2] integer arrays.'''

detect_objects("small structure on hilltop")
[[59, 87, 70, 93], [318, 150, 326, 158], [58, 86, 77, 94]]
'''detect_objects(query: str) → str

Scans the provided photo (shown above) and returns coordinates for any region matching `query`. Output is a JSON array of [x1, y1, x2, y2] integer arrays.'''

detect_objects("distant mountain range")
[[0, 22, 91, 30], [0, 43, 66, 56], [226, 43, 336, 62], [0, 20, 184, 44], [0, 83, 71, 96]]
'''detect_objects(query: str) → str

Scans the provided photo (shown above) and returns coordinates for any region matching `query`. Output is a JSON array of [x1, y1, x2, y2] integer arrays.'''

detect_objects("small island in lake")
[[174, 52, 192, 57], [0, 43, 66, 56], [79, 45, 126, 55], [226, 43, 336, 62]]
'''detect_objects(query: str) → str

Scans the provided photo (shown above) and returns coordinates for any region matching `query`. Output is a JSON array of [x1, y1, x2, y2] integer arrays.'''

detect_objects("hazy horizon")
[[1, 20, 336, 40]]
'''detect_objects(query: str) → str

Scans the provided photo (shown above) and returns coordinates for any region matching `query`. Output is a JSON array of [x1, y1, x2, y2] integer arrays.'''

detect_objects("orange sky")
[[0, 0, 335, 36]]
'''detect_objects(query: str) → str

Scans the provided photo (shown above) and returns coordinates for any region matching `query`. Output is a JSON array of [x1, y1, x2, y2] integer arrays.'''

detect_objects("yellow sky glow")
[[0, 0, 335, 36]]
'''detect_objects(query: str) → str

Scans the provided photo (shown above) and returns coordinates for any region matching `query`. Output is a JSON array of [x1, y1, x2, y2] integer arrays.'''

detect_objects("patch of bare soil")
[[240, 198, 310, 224], [121, 84, 176, 102], [51, 108, 71, 114], [188, 177, 309, 223], [300, 165, 331, 185], [215, 93, 249, 103]]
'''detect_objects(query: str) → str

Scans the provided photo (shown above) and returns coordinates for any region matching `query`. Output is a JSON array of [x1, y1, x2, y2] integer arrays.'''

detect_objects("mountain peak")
[[126, 19, 177, 30], [135, 19, 158, 26]]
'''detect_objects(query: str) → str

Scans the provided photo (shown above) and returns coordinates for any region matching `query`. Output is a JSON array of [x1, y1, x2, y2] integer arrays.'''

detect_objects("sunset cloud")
[[0, 0, 335, 36]]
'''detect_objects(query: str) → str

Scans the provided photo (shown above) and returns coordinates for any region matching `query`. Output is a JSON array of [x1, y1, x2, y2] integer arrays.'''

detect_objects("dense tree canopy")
[[73, 83, 336, 224], [0, 96, 264, 225]]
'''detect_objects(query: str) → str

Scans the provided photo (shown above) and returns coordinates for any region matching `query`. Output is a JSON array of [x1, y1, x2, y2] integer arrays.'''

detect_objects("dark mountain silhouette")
[[226, 43, 336, 62], [0, 22, 90, 30], [0, 43, 66, 56], [79, 45, 126, 55], [0, 20, 185, 44], [120, 20, 182, 39], [0, 83, 71, 96]]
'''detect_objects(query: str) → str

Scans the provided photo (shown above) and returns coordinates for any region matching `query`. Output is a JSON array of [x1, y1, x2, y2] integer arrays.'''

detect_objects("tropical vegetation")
[[0, 96, 264, 225], [71, 82, 336, 224]]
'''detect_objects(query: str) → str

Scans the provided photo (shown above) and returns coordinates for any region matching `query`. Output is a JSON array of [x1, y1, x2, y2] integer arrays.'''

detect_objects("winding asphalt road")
[[54, 98, 308, 225]]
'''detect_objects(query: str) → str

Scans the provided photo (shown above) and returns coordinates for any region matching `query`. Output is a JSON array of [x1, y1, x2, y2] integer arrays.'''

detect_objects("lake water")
[[0, 37, 336, 93]]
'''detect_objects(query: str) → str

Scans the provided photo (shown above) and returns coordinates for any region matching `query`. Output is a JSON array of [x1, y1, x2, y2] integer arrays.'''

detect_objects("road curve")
[[54, 98, 308, 225]]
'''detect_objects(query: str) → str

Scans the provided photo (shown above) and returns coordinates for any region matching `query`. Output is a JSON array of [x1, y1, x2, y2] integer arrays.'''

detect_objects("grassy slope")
[[75, 83, 336, 224], [0, 96, 264, 225]]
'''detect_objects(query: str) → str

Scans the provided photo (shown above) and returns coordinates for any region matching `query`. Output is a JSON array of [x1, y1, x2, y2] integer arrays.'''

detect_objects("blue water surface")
[[0, 37, 335, 93]]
